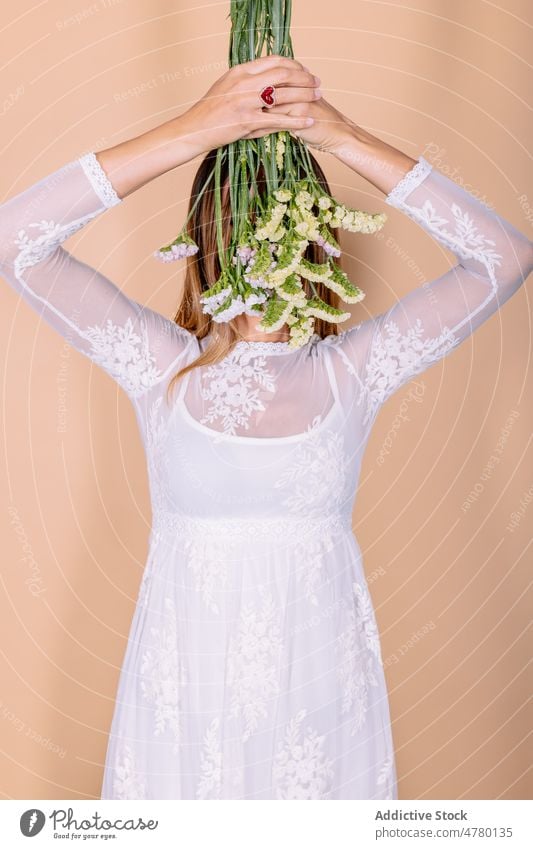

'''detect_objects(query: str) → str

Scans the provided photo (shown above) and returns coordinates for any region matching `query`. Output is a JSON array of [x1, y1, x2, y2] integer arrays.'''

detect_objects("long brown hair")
[[166, 146, 343, 404]]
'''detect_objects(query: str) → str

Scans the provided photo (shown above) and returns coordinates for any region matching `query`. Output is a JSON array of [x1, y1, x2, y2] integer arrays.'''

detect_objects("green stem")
[[258, 136, 271, 195], [246, 141, 264, 215], [270, 134, 278, 190], [214, 147, 226, 268], [238, 139, 249, 243], [228, 141, 237, 233], [248, 0, 256, 61], [257, 0, 267, 54], [182, 164, 216, 228], [284, 0, 293, 56]]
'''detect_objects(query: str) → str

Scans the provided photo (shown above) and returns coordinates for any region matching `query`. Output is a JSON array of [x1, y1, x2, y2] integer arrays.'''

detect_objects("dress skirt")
[[100, 513, 398, 800]]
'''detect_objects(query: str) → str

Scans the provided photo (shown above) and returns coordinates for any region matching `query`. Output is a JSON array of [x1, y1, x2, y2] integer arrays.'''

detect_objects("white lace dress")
[[1, 150, 531, 800]]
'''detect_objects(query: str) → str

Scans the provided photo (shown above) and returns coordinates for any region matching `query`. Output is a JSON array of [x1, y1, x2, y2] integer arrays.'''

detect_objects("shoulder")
[[316, 320, 373, 351], [314, 319, 378, 384], [143, 308, 197, 346]]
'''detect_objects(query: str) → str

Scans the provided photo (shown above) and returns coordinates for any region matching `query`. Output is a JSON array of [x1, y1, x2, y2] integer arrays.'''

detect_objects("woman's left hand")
[[243, 92, 355, 154]]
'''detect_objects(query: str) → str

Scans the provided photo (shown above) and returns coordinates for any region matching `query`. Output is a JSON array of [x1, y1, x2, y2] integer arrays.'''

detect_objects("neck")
[[231, 315, 291, 343]]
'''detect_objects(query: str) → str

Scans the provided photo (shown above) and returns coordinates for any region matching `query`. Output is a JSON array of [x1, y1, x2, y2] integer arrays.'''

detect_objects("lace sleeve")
[[325, 155, 533, 428], [0, 152, 195, 399]]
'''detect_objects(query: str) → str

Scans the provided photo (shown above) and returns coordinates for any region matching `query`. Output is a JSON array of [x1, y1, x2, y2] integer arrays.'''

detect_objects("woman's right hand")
[[94, 56, 320, 199], [176, 54, 321, 157]]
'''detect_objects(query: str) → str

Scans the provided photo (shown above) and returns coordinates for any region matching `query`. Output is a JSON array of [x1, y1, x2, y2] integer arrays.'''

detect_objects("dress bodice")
[[135, 333, 365, 540]]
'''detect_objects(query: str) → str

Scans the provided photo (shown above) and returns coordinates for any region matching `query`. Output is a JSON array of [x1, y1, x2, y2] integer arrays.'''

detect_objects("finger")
[[242, 130, 285, 139], [241, 70, 319, 110], [266, 86, 321, 107], [243, 54, 305, 75], [249, 114, 315, 135], [243, 129, 302, 140], [255, 67, 320, 89], [261, 102, 311, 118], [242, 128, 281, 139]]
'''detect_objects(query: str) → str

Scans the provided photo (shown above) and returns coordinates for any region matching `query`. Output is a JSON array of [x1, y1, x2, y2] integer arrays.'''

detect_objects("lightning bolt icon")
[[28, 811, 37, 833]]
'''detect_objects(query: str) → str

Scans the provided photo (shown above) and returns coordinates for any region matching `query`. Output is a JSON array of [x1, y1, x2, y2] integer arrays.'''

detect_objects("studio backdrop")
[[0, 0, 531, 800]]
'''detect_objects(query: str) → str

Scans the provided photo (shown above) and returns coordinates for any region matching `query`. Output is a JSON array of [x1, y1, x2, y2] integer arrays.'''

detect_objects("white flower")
[[274, 188, 292, 203], [295, 221, 310, 237], [255, 203, 287, 240], [200, 284, 233, 315], [296, 263, 333, 284], [153, 236, 199, 262], [295, 190, 314, 210]]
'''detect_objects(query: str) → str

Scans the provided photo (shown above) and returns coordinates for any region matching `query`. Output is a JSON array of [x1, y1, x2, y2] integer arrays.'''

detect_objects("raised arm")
[[0, 153, 197, 400], [292, 100, 533, 428], [335, 154, 532, 427], [1, 56, 321, 400]]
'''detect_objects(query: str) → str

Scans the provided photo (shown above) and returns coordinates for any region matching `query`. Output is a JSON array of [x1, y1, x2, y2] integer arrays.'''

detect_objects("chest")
[[183, 349, 334, 440]]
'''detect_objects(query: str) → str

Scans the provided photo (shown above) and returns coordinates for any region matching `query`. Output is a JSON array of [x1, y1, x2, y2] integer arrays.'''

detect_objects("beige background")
[[1, 0, 531, 800]]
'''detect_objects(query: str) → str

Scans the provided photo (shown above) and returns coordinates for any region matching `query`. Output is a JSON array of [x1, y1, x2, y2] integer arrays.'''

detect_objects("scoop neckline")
[[177, 390, 340, 444]]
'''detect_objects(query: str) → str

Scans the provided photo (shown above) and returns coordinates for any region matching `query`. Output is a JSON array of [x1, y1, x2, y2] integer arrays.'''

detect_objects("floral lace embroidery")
[[195, 716, 244, 799], [183, 537, 228, 615], [376, 752, 396, 800], [325, 159, 506, 416], [199, 347, 278, 436], [145, 395, 178, 542], [139, 596, 185, 753], [227, 589, 284, 742], [196, 717, 223, 800], [112, 741, 147, 799], [78, 151, 122, 208], [14, 214, 101, 273], [362, 318, 460, 425], [296, 533, 337, 607], [448, 202, 503, 267], [81, 315, 164, 398], [386, 157, 503, 277], [13, 211, 164, 399], [336, 581, 382, 736], [409, 199, 503, 272], [352, 581, 383, 664], [386, 156, 433, 206], [272, 708, 334, 799], [273, 416, 350, 516], [273, 416, 351, 604]]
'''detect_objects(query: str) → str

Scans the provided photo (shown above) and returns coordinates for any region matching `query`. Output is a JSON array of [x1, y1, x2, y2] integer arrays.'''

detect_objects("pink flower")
[[153, 240, 199, 262], [316, 235, 341, 258]]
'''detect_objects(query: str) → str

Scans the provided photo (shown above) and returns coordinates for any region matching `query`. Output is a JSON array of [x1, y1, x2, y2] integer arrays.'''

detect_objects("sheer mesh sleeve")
[[324, 155, 533, 428], [0, 152, 195, 400]]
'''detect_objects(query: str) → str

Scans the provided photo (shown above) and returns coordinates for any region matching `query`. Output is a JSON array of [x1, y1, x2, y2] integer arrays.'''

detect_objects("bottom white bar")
[[1, 799, 531, 848]]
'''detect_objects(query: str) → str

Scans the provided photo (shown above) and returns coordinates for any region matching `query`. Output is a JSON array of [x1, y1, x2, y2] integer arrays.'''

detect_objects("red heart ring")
[[260, 84, 276, 108]]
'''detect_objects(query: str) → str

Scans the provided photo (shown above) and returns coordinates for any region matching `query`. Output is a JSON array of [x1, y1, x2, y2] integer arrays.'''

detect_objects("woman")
[[1, 54, 531, 800]]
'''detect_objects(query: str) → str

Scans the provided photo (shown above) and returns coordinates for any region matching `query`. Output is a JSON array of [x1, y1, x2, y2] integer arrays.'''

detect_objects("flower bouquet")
[[154, 0, 387, 349]]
